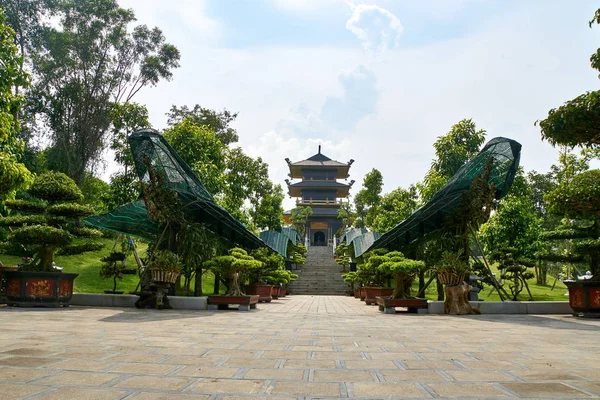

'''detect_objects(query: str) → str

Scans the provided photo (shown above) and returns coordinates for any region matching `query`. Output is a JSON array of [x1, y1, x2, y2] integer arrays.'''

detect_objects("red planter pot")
[[364, 287, 393, 305], [353, 288, 359, 298], [565, 280, 600, 317], [4, 270, 78, 307], [271, 286, 281, 299], [246, 284, 273, 303], [359, 288, 366, 301], [280, 287, 287, 297], [208, 295, 259, 311], [376, 296, 428, 314]]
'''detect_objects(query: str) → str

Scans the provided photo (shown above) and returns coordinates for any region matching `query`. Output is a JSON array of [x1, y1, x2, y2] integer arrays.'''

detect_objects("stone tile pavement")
[[0, 295, 599, 399]]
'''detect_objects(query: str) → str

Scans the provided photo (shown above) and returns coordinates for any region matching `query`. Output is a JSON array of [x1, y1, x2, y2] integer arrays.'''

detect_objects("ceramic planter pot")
[[271, 286, 281, 299], [364, 287, 393, 305], [359, 287, 366, 301], [353, 288, 359, 298], [4, 270, 78, 307], [246, 284, 273, 303], [565, 280, 600, 317]]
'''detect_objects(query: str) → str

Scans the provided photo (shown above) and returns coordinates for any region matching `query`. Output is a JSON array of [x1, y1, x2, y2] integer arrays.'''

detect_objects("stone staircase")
[[288, 246, 348, 295]]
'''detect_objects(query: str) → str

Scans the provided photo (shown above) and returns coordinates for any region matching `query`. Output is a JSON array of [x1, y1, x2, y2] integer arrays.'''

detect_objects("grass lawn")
[[414, 263, 568, 301], [0, 238, 219, 295]]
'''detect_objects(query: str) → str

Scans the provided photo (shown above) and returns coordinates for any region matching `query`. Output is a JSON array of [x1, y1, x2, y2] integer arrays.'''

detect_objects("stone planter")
[[208, 294, 259, 311], [437, 272, 466, 286], [364, 287, 393, 305], [246, 284, 273, 303], [565, 280, 600, 317], [151, 270, 179, 284], [4, 270, 78, 307], [376, 296, 428, 314]]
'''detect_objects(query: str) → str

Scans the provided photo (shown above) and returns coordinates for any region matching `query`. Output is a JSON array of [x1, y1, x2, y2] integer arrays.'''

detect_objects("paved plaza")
[[1, 295, 600, 399]]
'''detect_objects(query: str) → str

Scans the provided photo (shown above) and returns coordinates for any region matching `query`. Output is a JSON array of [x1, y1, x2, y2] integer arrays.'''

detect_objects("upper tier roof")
[[286, 146, 353, 179]]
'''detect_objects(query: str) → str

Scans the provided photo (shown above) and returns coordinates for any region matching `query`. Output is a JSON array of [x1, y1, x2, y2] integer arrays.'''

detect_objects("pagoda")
[[284, 146, 354, 246]]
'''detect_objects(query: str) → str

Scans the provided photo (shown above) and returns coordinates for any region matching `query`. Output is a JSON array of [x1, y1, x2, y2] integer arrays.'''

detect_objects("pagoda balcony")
[[295, 199, 342, 206]]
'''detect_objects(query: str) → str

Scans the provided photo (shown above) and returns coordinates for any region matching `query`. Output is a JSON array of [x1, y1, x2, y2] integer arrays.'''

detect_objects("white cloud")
[[345, 3, 403, 54]]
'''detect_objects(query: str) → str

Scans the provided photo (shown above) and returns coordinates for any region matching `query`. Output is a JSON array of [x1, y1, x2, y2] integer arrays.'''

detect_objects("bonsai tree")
[[288, 242, 306, 265], [357, 248, 392, 287], [342, 271, 360, 293], [100, 251, 127, 293], [542, 169, 600, 279], [376, 251, 425, 299], [335, 242, 351, 271], [148, 250, 181, 284], [203, 247, 263, 296], [264, 268, 298, 288], [0, 172, 102, 272], [249, 247, 284, 284], [489, 248, 534, 300]]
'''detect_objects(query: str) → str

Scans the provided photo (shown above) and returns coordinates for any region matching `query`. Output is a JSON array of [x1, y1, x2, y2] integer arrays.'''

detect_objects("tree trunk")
[[213, 273, 220, 294], [113, 275, 118, 292], [393, 273, 405, 299], [436, 279, 444, 301], [418, 270, 425, 294], [194, 267, 203, 296], [444, 282, 480, 315], [229, 270, 243, 296], [39, 245, 55, 272]]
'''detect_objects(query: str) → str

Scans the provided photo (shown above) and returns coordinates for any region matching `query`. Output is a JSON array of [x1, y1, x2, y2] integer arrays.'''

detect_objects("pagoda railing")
[[296, 199, 342, 206]]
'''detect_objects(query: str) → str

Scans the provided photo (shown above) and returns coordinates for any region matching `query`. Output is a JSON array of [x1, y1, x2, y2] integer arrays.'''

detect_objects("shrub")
[[47, 203, 94, 218], [29, 171, 83, 202]]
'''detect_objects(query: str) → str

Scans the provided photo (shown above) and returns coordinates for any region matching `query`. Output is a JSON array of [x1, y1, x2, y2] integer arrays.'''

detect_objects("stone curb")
[[71, 293, 208, 310], [427, 300, 572, 314]]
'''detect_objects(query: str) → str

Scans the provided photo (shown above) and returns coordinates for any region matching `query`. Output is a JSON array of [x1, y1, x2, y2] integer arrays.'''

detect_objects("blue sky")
[[117, 0, 600, 210]]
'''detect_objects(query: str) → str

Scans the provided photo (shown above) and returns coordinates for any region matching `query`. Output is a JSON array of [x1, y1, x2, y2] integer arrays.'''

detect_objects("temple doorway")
[[313, 231, 326, 246]]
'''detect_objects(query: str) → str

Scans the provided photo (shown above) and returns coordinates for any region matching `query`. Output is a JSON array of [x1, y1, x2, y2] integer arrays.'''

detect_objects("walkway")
[[1, 296, 600, 399]]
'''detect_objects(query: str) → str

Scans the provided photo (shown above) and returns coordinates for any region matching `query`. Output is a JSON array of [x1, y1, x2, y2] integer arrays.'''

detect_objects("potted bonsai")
[[376, 250, 426, 313], [149, 250, 181, 284], [204, 247, 264, 310], [246, 247, 281, 302], [0, 172, 102, 306], [342, 271, 360, 297], [543, 169, 600, 316], [359, 249, 394, 305], [264, 268, 297, 298], [100, 251, 127, 294]]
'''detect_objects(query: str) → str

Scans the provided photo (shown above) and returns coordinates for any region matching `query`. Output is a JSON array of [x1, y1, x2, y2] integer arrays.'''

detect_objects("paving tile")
[[350, 382, 429, 398], [367, 352, 418, 360], [191, 379, 264, 394], [35, 371, 121, 386], [244, 368, 304, 380], [458, 360, 522, 370], [271, 381, 341, 396], [114, 375, 192, 391], [110, 362, 178, 375], [502, 382, 592, 398], [260, 351, 308, 359], [126, 392, 211, 400], [222, 357, 277, 368], [175, 366, 240, 378], [381, 370, 446, 382], [312, 369, 374, 382], [1, 348, 57, 357], [282, 359, 336, 369], [403, 360, 462, 370], [43, 359, 119, 371], [160, 355, 220, 365], [446, 370, 516, 382], [0, 383, 49, 400], [343, 359, 399, 369], [0, 367, 53, 382], [0, 356, 57, 367], [36, 387, 127, 400], [428, 383, 507, 397], [511, 370, 587, 381]]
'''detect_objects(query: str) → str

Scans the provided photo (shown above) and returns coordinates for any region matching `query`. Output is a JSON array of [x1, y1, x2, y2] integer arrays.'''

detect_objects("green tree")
[[166, 104, 239, 145], [289, 206, 312, 238], [31, 0, 180, 184], [0, 9, 31, 201], [354, 168, 383, 228], [203, 247, 263, 296], [110, 102, 151, 174], [544, 170, 600, 279], [371, 185, 418, 233], [251, 184, 284, 231], [418, 119, 486, 202], [163, 117, 226, 197], [536, 9, 600, 147]]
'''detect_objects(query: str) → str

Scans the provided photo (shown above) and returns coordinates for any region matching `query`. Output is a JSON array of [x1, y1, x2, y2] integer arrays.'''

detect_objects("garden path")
[[1, 295, 600, 399]]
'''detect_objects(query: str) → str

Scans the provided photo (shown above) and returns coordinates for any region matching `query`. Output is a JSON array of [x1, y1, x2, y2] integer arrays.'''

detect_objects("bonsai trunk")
[[113, 274, 118, 292], [444, 282, 479, 315], [392, 273, 407, 299], [228, 270, 244, 296], [39, 245, 55, 272]]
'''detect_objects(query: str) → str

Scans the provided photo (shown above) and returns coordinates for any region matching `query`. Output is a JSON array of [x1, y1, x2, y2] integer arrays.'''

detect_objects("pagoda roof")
[[287, 180, 353, 198], [286, 146, 353, 179]]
